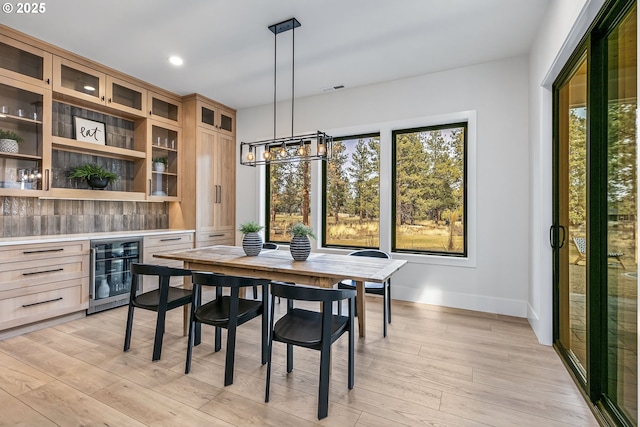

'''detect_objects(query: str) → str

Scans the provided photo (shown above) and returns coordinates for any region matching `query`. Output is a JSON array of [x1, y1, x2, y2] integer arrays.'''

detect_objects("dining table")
[[155, 245, 407, 337]]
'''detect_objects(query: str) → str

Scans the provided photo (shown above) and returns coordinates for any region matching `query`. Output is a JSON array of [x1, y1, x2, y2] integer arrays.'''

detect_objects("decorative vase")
[[242, 232, 262, 256], [97, 277, 110, 298], [290, 235, 311, 261], [87, 175, 109, 189], [0, 139, 18, 153], [152, 162, 166, 172]]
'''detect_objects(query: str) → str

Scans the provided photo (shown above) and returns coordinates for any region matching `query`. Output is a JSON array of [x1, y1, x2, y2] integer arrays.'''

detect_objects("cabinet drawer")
[[144, 232, 193, 248], [0, 240, 89, 264], [0, 283, 85, 331], [0, 255, 88, 291], [196, 230, 234, 247]]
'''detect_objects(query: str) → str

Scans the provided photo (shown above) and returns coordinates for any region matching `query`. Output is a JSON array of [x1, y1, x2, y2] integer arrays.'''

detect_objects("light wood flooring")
[[0, 296, 599, 426]]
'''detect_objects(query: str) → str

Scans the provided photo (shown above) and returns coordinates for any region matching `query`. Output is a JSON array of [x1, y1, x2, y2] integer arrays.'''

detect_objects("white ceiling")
[[3, 0, 551, 110]]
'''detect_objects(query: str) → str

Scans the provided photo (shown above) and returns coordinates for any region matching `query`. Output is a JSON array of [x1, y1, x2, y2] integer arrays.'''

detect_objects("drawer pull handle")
[[23, 268, 64, 276], [23, 248, 64, 254], [22, 297, 63, 308], [209, 234, 224, 237], [160, 237, 182, 242]]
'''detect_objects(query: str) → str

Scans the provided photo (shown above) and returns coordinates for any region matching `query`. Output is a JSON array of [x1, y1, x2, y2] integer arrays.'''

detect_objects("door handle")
[[558, 225, 566, 248]]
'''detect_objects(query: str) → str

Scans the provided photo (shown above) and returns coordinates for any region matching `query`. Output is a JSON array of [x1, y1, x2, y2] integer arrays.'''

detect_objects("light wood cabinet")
[[141, 232, 194, 292], [0, 240, 89, 331], [147, 121, 180, 200], [0, 74, 52, 197], [53, 56, 148, 118], [171, 94, 236, 247], [198, 100, 235, 136], [0, 33, 52, 88], [149, 91, 182, 126]]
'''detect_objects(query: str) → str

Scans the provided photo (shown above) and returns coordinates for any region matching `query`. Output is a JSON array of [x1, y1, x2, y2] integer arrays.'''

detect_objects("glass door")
[[605, 4, 637, 421], [555, 54, 588, 376], [553, 1, 637, 425]]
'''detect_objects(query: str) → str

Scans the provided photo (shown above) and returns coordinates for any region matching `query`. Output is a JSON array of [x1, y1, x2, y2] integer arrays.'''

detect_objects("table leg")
[[355, 280, 366, 337]]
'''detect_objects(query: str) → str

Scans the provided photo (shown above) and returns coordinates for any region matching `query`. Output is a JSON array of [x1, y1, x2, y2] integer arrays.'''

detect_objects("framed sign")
[[74, 116, 106, 145]]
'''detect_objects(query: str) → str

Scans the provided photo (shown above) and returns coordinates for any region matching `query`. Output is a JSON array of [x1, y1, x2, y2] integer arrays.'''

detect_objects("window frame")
[[391, 121, 468, 257], [321, 132, 381, 249]]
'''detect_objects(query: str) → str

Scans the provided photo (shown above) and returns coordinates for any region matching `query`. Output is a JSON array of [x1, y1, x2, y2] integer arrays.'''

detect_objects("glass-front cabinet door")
[[0, 75, 51, 196], [0, 34, 52, 88], [53, 56, 105, 105], [148, 91, 181, 125], [149, 122, 179, 200], [106, 76, 147, 117], [197, 101, 235, 135]]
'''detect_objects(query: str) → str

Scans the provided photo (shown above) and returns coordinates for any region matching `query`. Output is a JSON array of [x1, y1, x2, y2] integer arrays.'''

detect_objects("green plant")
[[239, 221, 264, 234], [68, 164, 119, 183], [0, 129, 24, 143], [152, 156, 168, 166], [290, 223, 316, 239]]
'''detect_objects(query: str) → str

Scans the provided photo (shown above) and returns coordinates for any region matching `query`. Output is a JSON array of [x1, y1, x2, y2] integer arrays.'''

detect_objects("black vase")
[[87, 176, 109, 189]]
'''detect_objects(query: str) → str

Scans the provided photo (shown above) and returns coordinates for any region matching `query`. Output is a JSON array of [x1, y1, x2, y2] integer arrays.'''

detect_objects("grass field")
[[269, 214, 463, 253]]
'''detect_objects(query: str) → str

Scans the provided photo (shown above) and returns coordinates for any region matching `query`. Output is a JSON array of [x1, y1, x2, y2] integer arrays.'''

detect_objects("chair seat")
[[273, 308, 349, 349], [338, 279, 385, 293], [195, 296, 264, 327], [133, 287, 192, 310]]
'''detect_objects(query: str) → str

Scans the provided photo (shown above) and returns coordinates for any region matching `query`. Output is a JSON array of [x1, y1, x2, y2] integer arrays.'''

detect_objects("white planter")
[[152, 162, 166, 172], [0, 139, 18, 153]]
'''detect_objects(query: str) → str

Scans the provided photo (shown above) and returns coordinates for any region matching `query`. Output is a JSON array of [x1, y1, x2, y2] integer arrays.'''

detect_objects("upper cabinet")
[[149, 91, 182, 126], [0, 34, 52, 88], [0, 74, 51, 197], [53, 56, 147, 118], [198, 101, 235, 136]]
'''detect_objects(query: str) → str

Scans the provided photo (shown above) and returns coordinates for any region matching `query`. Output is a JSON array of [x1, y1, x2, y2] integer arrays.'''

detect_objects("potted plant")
[[239, 221, 264, 256], [289, 223, 316, 261], [0, 129, 23, 154], [152, 156, 168, 172], [69, 163, 119, 190]]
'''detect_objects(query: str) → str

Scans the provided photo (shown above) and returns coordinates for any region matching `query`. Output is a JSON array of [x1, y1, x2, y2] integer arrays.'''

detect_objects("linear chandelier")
[[240, 18, 333, 166]]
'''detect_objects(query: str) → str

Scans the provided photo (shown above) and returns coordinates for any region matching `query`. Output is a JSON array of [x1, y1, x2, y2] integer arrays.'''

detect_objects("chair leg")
[[123, 303, 135, 352], [224, 325, 237, 386], [261, 303, 268, 365], [185, 317, 196, 374], [253, 285, 258, 299], [387, 282, 392, 324], [214, 327, 221, 352], [286, 343, 293, 373], [318, 345, 331, 419], [152, 307, 167, 361], [265, 338, 273, 402]]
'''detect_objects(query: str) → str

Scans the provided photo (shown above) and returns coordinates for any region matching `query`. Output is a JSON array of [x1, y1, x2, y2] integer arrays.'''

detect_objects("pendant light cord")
[[291, 24, 295, 139]]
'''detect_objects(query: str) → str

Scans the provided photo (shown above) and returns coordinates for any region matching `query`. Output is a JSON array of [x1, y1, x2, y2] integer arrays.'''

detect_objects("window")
[[265, 158, 312, 243], [392, 123, 467, 255], [322, 134, 380, 248]]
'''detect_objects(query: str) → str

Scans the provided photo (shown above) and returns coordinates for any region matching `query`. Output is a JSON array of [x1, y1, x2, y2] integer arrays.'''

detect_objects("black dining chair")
[[337, 249, 392, 337], [123, 263, 193, 361], [186, 272, 271, 386], [265, 282, 356, 420]]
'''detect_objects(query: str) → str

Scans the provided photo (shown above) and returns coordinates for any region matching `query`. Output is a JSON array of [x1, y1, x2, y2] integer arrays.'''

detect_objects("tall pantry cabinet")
[[171, 94, 236, 247]]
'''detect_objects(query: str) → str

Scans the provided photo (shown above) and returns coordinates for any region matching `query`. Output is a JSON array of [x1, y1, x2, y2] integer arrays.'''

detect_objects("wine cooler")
[[88, 237, 141, 314]]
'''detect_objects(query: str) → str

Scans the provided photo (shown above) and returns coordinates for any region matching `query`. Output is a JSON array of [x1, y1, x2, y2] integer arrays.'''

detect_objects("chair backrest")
[[573, 237, 586, 255], [270, 282, 355, 303], [262, 242, 279, 250], [191, 271, 270, 289], [348, 249, 391, 259], [131, 263, 192, 278]]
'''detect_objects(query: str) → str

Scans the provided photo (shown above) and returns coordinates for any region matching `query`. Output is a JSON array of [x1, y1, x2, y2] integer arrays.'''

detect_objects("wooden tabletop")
[[155, 245, 407, 337], [155, 245, 406, 285]]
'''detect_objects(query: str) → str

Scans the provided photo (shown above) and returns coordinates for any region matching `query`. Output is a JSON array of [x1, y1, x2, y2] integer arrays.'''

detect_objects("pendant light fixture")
[[240, 18, 333, 166]]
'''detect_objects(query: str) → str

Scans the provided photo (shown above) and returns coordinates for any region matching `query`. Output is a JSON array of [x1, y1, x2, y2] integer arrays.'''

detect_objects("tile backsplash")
[[0, 197, 169, 238]]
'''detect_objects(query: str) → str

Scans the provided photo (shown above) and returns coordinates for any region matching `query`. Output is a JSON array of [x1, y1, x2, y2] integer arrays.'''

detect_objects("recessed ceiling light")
[[84, 85, 95, 92], [168, 56, 183, 66]]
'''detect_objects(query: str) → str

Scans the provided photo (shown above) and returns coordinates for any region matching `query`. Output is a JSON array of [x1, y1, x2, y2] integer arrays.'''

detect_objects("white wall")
[[527, 0, 605, 345], [237, 55, 532, 318]]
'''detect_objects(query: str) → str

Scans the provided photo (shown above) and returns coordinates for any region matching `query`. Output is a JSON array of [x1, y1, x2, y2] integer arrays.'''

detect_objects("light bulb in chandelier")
[[318, 143, 326, 156], [279, 143, 288, 158], [296, 145, 306, 156], [263, 150, 273, 161], [246, 148, 255, 162]]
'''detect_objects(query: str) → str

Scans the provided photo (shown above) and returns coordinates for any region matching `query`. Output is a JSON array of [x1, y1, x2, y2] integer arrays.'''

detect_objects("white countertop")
[[0, 229, 195, 246]]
